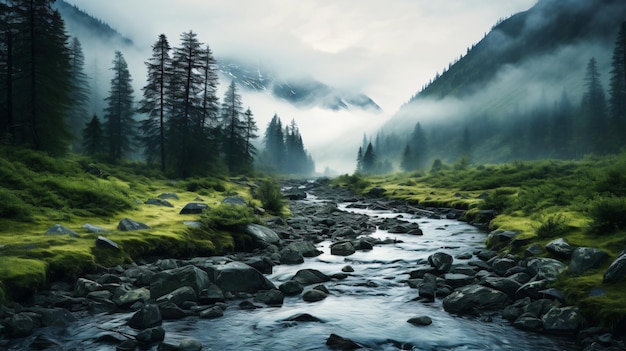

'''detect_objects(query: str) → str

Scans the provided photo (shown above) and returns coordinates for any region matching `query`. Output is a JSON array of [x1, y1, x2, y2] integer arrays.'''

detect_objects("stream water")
[[7, 196, 579, 350]]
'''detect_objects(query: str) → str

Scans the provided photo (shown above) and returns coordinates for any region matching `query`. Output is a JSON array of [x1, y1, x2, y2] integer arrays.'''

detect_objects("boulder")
[[179, 202, 209, 214], [428, 252, 453, 273], [158, 302, 187, 320], [326, 333, 361, 350], [443, 273, 474, 289], [150, 265, 210, 299], [526, 258, 566, 281], [291, 269, 331, 285], [330, 241, 356, 256], [199, 306, 224, 319], [407, 316, 432, 326], [198, 283, 225, 304], [74, 278, 103, 297], [145, 198, 173, 207], [545, 238, 575, 259], [481, 277, 522, 299], [525, 243, 544, 257], [255, 289, 284, 305], [604, 249, 626, 283], [46, 224, 80, 238], [569, 247, 609, 275], [515, 280, 549, 300], [136, 326, 165, 346], [38, 307, 76, 327], [302, 288, 328, 302], [442, 284, 509, 314], [279, 280, 304, 296], [285, 241, 323, 257], [81, 224, 108, 233], [158, 192, 179, 200], [491, 258, 516, 276], [513, 313, 543, 331], [178, 338, 203, 351], [279, 247, 304, 264], [117, 218, 150, 231], [366, 186, 386, 198], [155, 286, 197, 306], [127, 304, 162, 330], [215, 262, 275, 293], [245, 224, 282, 247], [283, 313, 325, 323], [95, 236, 119, 250], [6, 313, 39, 338], [542, 306, 584, 334]]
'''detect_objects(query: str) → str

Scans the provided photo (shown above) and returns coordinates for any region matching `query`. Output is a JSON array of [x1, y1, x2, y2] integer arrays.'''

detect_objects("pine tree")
[[356, 146, 363, 173], [0, 1, 15, 140], [362, 142, 376, 173], [220, 80, 247, 174], [103, 51, 136, 162], [551, 90, 574, 159], [263, 114, 285, 172], [243, 107, 259, 165], [608, 25, 626, 151], [9, 0, 73, 155], [82, 114, 103, 157], [580, 57, 608, 155], [400, 144, 413, 172], [67, 37, 90, 152], [403, 122, 428, 170], [139, 34, 171, 170]]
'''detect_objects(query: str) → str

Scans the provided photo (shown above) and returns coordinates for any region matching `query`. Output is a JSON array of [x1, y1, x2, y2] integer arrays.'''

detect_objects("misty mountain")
[[378, 0, 626, 166], [53, 1, 133, 47], [55, 1, 380, 113], [218, 59, 381, 111]]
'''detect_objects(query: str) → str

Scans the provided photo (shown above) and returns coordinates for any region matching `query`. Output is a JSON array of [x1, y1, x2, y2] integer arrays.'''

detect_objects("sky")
[[67, 0, 538, 173]]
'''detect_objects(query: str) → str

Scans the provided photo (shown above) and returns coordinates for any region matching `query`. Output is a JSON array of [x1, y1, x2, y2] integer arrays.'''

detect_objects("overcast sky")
[[68, 0, 537, 112]]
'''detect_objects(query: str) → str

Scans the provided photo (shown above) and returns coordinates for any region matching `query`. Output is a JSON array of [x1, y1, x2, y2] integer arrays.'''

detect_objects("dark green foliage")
[[333, 173, 371, 192], [103, 51, 136, 162], [256, 180, 285, 214], [595, 169, 626, 197], [181, 178, 225, 193], [478, 189, 513, 212], [220, 80, 251, 174], [260, 114, 314, 175], [67, 37, 90, 152], [81, 114, 104, 157], [0, 187, 34, 222], [198, 203, 260, 230], [588, 197, 626, 235], [430, 159, 444, 173], [536, 214, 569, 238]]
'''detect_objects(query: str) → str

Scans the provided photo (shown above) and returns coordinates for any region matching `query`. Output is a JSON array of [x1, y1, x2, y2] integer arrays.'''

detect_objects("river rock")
[[476, 250, 498, 261], [6, 313, 39, 338], [156, 286, 197, 306], [542, 306, 584, 334], [158, 302, 187, 320], [74, 278, 103, 297], [255, 289, 284, 305], [199, 305, 224, 319], [127, 304, 162, 330], [37, 307, 76, 327], [125, 268, 154, 287], [545, 238, 575, 259], [150, 265, 210, 299], [515, 279, 549, 299], [481, 277, 522, 298], [198, 283, 225, 304], [330, 241, 356, 256], [136, 326, 165, 346], [526, 257, 566, 281], [117, 218, 150, 231], [46, 224, 80, 238], [284, 313, 325, 323], [179, 202, 208, 214], [513, 313, 543, 331], [603, 249, 626, 283], [492, 258, 516, 276], [245, 224, 282, 247], [216, 262, 275, 293], [326, 333, 361, 350], [569, 247, 609, 275], [279, 280, 304, 296], [442, 284, 509, 314], [291, 269, 331, 285], [302, 288, 328, 302], [407, 316, 432, 326], [525, 243, 544, 257], [443, 273, 474, 289], [428, 252, 453, 273], [114, 287, 150, 307], [177, 338, 203, 351], [279, 247, 304, 264]]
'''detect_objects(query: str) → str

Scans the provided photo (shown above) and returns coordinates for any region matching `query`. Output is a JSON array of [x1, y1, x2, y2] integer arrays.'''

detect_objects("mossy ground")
[[0, 147, 274, 303], [334, 154, 626, 328]]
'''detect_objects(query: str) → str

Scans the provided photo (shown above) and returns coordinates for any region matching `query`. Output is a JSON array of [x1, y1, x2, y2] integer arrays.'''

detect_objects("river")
[[6, 194, 578, 350]]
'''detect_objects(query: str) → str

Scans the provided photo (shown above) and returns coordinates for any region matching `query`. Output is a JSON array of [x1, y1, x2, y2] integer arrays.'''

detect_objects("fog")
[[62, 0, 541, 173]]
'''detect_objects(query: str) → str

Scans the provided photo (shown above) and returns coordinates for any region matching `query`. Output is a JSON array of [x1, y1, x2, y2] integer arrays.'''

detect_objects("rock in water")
[[428, 252, 453, 273], [127, 304, 162, 330], [326, 333, 361, 350], [442, 284, 508, 314]]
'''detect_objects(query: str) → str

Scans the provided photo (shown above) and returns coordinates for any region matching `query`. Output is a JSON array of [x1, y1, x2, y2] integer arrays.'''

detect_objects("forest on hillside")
[[357, 22, 626, 175], [0, 0, 314, 177]]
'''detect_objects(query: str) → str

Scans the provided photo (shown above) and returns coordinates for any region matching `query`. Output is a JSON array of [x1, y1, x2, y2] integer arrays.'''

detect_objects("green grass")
[[0, 146, 265, 302], [333, 153, 626, 328]]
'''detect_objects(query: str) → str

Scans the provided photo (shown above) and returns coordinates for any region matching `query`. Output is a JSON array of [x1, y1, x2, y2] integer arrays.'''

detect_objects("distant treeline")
[[0, 0, 314, 177]]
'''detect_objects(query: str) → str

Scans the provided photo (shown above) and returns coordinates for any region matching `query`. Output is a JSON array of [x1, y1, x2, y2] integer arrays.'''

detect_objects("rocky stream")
[[0, 179, 623, 350]]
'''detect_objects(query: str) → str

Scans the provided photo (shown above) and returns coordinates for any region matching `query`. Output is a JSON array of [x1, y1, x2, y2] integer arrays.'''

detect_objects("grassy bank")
[[0, 147, 282, 303], [333, 155, 626, 328]]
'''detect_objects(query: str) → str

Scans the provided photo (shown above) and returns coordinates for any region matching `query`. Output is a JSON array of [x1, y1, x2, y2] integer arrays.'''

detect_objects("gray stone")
[[291, 269, 331, 285], [255, 289, 284, 305], [145, 198, 174, 207], [326, 333, 361, 350], [74, 278, 103, 297], [158, 302, 187, 320], [114, 287, 150, 307], [481, 277, 522, 298], [222, 196, 246, 206], [127, 304, 162, 330], [216, 262, 276, 293], [279, 280, 304, 296], [443, 273, 474, 289], [546, 238, 575, 259], [199, 306, 224, 319], [542, 306, 584, 334], [178, 338, 203, 351], [330, 241, 356, 256], [117, 218, 150, 231], [492, 258, 516, 276], [198, 283, 225, 304], [158, 192, 179, 200], [279, 247, 304, 264], [95, 236, 119, 250], [428, 252, 453, 273], [525, 243, 544, 257], [418, 274, 436, 299], [285, 241, 323, 258], [150, 265, 210, 299], [515, 279, 548, 300], [156, 286, 197, 306], [407, 316, 432, 326], [179, 202, 209, 214], [569, 247, 609, 275], [136, 326, 165, 346], [303, 289, 328, 302], [604, 249, 626, 283], [513, 313, 543, 331], [245, 224, 282, 247], [46, 224, 80, 238], [81, 224, 108, 233], [526, 257, 566, 281], [6, 313, 38, 338], [442, 284, 509, 314]]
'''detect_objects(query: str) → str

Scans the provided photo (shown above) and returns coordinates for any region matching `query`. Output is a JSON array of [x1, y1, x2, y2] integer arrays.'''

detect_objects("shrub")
[[0, 188, 33, 222], [536, 214, 569, 238], [257, 180, 286, 214], [479, 188, 513, 212], [431, 159, 444, 172], [199, 204, 260, 230], [588, 197, 626, 235]]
